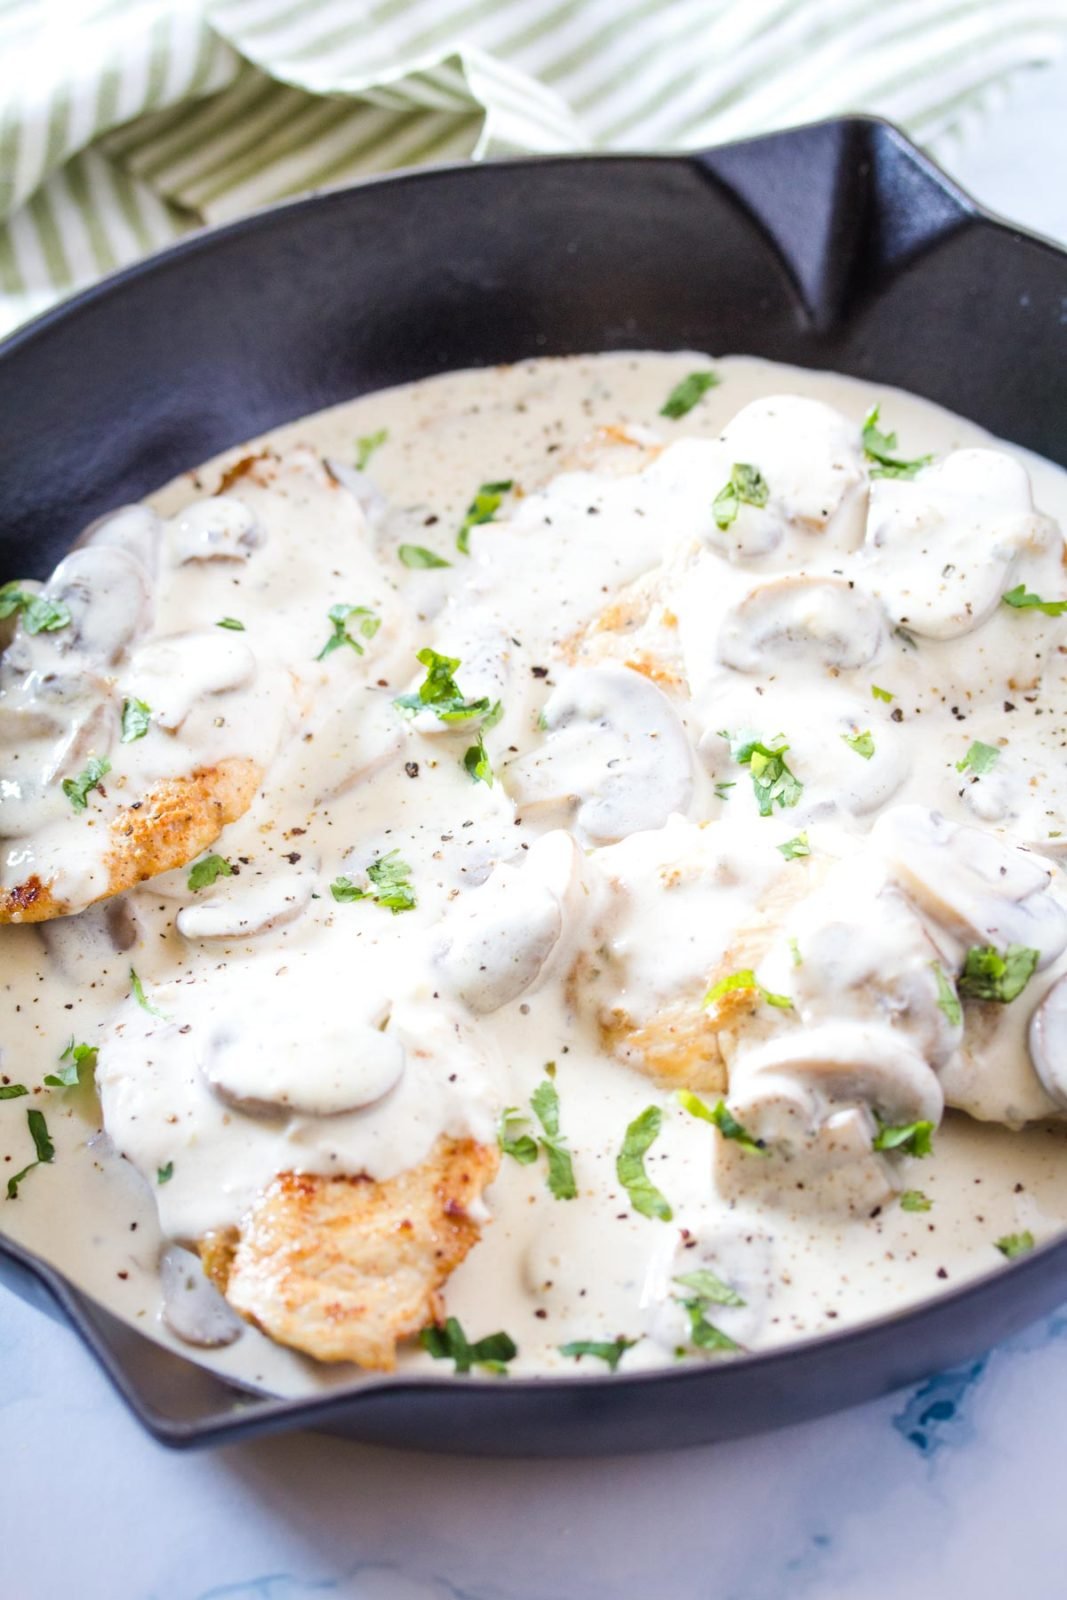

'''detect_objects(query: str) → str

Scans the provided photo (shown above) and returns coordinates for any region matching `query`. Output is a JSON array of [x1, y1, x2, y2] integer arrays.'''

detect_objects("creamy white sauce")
[[4, 352, 1067, 1398]]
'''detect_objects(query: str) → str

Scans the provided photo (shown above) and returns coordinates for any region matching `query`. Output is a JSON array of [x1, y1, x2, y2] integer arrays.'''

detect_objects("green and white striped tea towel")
[[2, 0, 1066, 337]]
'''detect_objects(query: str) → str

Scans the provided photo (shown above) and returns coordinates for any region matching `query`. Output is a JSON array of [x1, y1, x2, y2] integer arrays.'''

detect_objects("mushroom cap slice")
[[1028, 974, 1067, 1112], [872, 804, 1067, 968], [503, 664, 694, 844], [176, 868, 316, 943], [717, 576, 886, 675], [200, 1135, 498, 1370]]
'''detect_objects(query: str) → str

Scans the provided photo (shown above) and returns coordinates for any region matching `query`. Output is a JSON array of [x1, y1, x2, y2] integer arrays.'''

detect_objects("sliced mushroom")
[[176, 869, 315, 942], [123, 630, 256, 731], [167, 497, 261, 564], [717, 576, 886, 674], [37, 893, 139, 980], [79, 504, 163, 576], [704, 395, 868, 561], [159, 1244, 243, 1348], [325, 457, 388, 526], [503, 664, 693, 844], [436, 831, 590, 1013], [43, 544, 153, 665], [199, 993, 404, 1117], [862, 449, 1050, 639], [872, 804, 1067, 968], [1028, 974, 1067, 1111]]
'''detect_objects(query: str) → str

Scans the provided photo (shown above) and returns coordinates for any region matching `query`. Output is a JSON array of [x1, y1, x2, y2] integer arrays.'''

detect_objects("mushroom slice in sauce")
[[872, 804, 1067, 969], [166, 497, 262, 564], [177, 868, 316, 943], [160, 1244, 244, 1348], [716, 576, 886, 674], [503, 664, 694, 844], [1028, 975, 1067, 1112], [437, 831, 591, 1014]]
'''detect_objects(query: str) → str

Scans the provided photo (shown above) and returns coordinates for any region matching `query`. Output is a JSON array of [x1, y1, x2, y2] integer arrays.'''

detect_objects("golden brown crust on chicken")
[[0, 757, 261, 925], [200, 1136, 499, 1370], [599, 995, 728, 1093]]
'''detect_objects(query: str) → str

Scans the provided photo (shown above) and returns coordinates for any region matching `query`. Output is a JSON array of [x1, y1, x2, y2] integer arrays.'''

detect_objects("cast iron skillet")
[[3, 115, 1067, 1455]]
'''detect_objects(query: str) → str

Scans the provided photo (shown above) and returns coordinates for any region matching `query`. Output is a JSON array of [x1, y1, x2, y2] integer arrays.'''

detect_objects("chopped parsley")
[[157, 1162, 174, 1185], [931, 963, 962, 1028], [1001, 584, 1067, 618], [659, 370, 720, 419], [530, 1078, 577, 1200], [0, 1084, 28, 1100], [677, 1090, 767, 1155], [777, 832, 809, 860], [713, 462, 769, 530], [216, 617, 245, 630], [900, 1189, 932, 1213], [958, 944, 1039, 1004], [861, 406, 932, 479], [394, 647, 502, 726], [330, 849, 416, 914], [559, 1336, 636, 1371], [788, 936, 803, 967], [355, 428, 388, 472], [129, 967, 168, 1020], [714, 780, 736, 801], [497, 1107, 539, 1165], [0, 581, 71, 635], [673, 1270, 743, 1354], [871, 684, 895, 702], [463, 732, 493, 786], [616, 1105, 672, 1221], [704, 969, 792, 1011], [995, 1230, 1035, 1259], [956, 740, 1000, 776], [61, 755, 111, 811], [841, 729, 875, 760], [187, 854, 234, 892], [872, 1117, 934, 1158], [44, 1039, 97, 1089], [420, 1316, 517, 1374], [720, 730, 802, 816], [456, 479, 513, 555], [316, 602, 381, 662], [120, 697, 152, 743], [6, 1108, 54, 1199], [398, 544, 450, 569]]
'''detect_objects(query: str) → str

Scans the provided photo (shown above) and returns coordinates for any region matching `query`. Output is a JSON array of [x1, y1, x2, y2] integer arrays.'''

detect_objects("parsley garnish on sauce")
[[659, 370, 720, 419], [958, 944, 1039, 1004], [872, 1117, 934, 1158], [394, 647, 502, 726], [355, 428, 388, 472], [674, 1270, 743, 1354], [1001, 584, 1067, 618], [777, 833, 809, 860], [463, 732, 493, 786], [157, 1162, 174, 1185], [931, 963, 962, 1028], [0, 581, 71, 635], [841, 730, 875, 760], [398, 544, 451, 569], [677, 1090, 767, 1155], [871, 684, 895, 703], [861, 406, 932, 479], [330, 849, 416, 914], [956, 740, 1000, 775], [456, 480, 513, 555], [62, 755, 110, 811], [44, 1039, 97, 1089], [498, 1107, 539, 1165], [713, 463, 769, 530], [187, 854, 234, 892], [499, 1084, 577, 1199], [316, 603, 381, 662], [995, 1230, 1035, 1259], [216, 617, 245, 631], [720, 731, 802, 816], [420, 1316, 517, 1374], [704, 970, 793, 1011], [900, 1190, 932, 1213], [120, 697, 152, 743], [6, 1109, 54, 1199], [129, 967, 168, 1020], [559, 1337, 636, 1371], [616, 1106, 672, 1221], [0, 1084, 28, 1100]]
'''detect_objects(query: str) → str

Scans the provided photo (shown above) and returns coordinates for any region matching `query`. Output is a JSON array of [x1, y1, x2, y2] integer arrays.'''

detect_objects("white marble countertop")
[[4, 60, 1067, 1600]]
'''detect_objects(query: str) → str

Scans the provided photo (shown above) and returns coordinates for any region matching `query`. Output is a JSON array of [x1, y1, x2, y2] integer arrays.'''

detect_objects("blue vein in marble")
[[892, 1358, 988, 1455]]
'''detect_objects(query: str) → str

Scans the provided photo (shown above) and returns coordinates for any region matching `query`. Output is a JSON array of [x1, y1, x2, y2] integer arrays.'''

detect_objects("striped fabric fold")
[[1, 0, 1065, 335]]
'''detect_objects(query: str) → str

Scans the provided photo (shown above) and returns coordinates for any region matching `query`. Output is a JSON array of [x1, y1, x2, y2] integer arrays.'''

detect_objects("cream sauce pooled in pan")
[[4, 352, 1067, 1397]]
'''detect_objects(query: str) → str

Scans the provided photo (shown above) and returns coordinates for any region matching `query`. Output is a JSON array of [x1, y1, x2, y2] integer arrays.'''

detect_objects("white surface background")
[[4, 58, 1067, 1600]]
